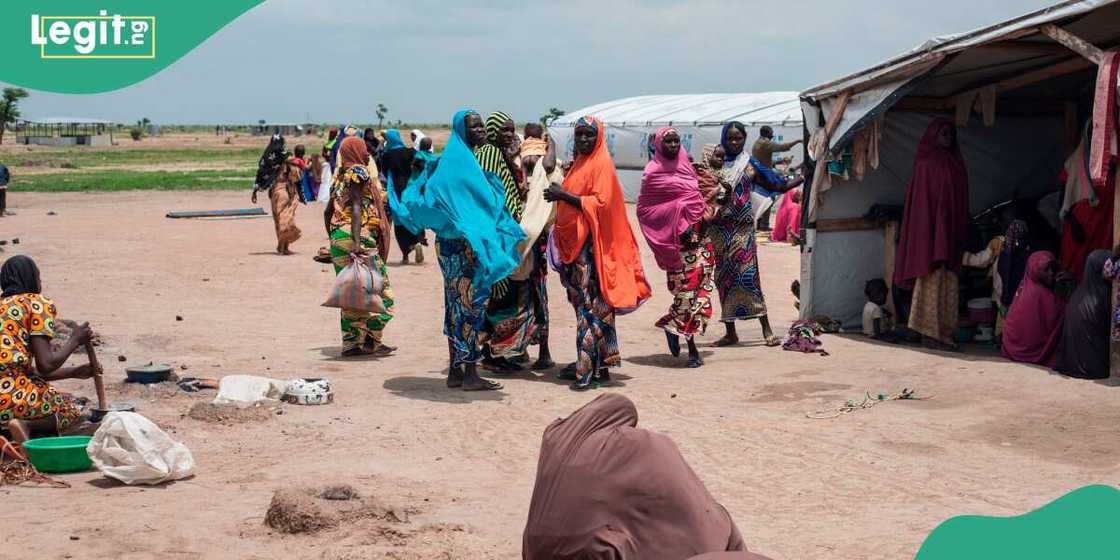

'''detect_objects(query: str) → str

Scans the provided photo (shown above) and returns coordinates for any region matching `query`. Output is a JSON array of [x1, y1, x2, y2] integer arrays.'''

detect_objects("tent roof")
[[552, 92, 803, 127], [801, 0, 1120, 101], [21, 117, 114, 125]]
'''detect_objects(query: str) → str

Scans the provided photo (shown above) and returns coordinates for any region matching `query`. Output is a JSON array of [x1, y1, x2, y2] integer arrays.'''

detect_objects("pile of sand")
[[186, 402, 277, 424], [264, 484, 409, 534]]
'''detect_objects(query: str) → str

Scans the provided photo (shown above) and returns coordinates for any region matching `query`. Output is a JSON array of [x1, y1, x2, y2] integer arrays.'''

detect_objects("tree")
[[540, 107, 566, 126], [375, 104, 388, 128], [0, 87, 30, 146]]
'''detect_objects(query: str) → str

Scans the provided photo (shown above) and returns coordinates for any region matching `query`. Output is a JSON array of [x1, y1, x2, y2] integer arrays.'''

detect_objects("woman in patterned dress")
[[0, 256, 99, 443], [711, 121, 795, 347], [326, 137, 395, 357], [475, 111, 541, 373], [546, 116, 651, 390], [637, 126, 716, 368], [390, 110, 525, 391]]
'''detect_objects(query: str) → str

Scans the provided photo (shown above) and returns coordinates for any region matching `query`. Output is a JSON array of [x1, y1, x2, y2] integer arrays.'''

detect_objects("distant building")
[[15, 117, 115, 146], [253, 123, 305, 137]]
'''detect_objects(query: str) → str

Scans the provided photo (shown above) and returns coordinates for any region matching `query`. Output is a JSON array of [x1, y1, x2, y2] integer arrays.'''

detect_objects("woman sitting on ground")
[[1001, 251, 1066, 366], [523, 394, 768, 559], [1053, 250, 1112, 379], [0, 256, 99, 443]]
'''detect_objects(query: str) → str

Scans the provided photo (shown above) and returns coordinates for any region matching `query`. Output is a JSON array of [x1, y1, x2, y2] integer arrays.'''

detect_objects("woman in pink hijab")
[[770, 187, 802, 243], [1001, 251, 1067, 365], [637, 127, 715, 368]]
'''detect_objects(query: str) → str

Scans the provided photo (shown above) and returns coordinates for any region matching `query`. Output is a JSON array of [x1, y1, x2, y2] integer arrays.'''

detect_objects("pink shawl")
[[771, 188, 802, 243], [1001, 251, 1067, 366], [637, 126, 707, 271], [894, 118, 970, 289]]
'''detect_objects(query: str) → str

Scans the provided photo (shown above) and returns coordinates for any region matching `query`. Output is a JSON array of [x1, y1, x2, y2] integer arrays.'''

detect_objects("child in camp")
[[862, 279, 895, 341]]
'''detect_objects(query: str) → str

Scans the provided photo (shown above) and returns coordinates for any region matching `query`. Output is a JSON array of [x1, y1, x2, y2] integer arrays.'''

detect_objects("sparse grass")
[[11, 169, 256, 192], [9, 148, 261, 170]]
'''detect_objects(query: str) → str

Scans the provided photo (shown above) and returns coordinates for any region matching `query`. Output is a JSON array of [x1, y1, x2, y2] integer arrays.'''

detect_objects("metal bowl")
[[125, 363, 173, 384]]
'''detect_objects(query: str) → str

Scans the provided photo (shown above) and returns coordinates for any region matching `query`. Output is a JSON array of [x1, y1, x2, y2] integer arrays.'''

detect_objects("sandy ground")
[[1, 191, 1118, 560]]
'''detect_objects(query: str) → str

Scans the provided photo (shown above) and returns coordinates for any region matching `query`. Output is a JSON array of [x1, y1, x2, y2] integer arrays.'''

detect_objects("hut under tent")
[[797, 0, 1120, 368]]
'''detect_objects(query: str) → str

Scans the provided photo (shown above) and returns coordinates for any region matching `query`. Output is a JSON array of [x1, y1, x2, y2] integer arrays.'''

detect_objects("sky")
[[2, 0, 1058, 125]]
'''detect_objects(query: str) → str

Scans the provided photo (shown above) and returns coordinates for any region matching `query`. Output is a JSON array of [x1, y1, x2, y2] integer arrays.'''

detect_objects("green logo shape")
[[916, 485, 1120, 559], [1, 1, 264, 93]]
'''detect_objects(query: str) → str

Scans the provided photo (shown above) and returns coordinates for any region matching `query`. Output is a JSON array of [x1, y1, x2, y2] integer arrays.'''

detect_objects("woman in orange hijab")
[[546, 116, 651, 390]]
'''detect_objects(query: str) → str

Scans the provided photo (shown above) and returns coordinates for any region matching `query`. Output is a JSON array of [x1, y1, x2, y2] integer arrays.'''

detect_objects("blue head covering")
[[384, 129, 406, 151], [389, 110, 525, 302], [719, 121, 785, 193]]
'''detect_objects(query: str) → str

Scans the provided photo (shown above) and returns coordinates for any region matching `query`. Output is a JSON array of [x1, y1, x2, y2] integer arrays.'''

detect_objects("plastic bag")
[[87, 412, 194, 485], [212, 375, 289, 408], [322, 257, 385, 313]]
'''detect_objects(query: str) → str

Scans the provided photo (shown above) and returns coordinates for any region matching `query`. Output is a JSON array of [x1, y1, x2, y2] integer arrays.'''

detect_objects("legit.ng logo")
[[31, 10, 155, 59]]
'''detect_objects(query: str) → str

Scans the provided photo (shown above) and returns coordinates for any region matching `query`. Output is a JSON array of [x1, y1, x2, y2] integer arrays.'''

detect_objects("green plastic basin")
[[22, 436, 93, 473]]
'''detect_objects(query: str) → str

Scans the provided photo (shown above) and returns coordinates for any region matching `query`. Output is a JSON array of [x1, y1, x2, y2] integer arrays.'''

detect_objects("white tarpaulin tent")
[[549, 93, 804, 200], [797, 0, 1120, 326]]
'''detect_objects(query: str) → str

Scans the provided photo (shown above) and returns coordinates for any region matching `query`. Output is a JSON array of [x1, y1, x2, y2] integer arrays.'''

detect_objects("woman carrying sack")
[[326, 137, 395, 357]]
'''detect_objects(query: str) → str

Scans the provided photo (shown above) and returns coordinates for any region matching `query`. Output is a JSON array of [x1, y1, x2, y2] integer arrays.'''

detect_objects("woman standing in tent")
[[638, 127, 715, 368], [381, 129, 427, 265], [252, 134, 303, 255], [392, 110, 525, 391], [476, 111, 540, 372], [327, 137, 396, 357], [894, 118, 970, 349], [546, 116, 651, 390], [711, 122, 789, 347]]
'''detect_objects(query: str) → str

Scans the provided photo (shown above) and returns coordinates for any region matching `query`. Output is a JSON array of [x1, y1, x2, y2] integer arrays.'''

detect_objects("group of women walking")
[[249, 111, 801, 391]]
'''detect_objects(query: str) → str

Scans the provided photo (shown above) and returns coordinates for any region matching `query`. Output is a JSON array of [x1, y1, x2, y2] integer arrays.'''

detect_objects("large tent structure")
[[549, 93, 803, 200], [797, 0, 1120, 354]]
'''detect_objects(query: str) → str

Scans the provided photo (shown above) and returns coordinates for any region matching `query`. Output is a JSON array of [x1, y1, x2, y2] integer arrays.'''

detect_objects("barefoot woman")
[[327, 137, 396, 357], [252, 134, 303, 255], [711, 122, 789, 347], [638, 127, 715, 368], [0, 256, 99, 443], [393, 110, 525, 391], [547, 116, 651, 390]]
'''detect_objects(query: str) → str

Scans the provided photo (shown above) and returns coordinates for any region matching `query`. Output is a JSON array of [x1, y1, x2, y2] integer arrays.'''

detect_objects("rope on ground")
[[805, 388, 931, 420]]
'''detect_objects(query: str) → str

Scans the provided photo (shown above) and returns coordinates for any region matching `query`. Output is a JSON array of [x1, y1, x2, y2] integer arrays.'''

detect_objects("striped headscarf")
[[477, 111, 523, 221], [486, 111, 514, 144]]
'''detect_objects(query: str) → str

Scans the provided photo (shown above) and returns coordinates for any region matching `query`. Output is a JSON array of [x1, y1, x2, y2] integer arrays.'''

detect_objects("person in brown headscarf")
[[523, 394, 766, 560], [324, 137, 395, 357]]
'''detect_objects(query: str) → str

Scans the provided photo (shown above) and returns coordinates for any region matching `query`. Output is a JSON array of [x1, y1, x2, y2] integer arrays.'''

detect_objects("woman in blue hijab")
[[391, 110, 524, 391], [710, 121, 792, 348]]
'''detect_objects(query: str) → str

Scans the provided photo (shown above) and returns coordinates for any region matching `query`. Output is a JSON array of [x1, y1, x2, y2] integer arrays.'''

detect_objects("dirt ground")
[[1, 191, 1118, 560]]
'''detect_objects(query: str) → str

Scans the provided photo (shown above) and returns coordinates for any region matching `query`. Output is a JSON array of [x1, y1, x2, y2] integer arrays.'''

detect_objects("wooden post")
[[1039, 24, 1104, 64]]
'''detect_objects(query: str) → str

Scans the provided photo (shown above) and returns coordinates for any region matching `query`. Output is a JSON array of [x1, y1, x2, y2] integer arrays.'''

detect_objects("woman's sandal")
[[687, 355, 704, 368], [557, 363, 578, 381], [713, 335, 739, 347], [569, 381, 599, 392], [764, 335, 782, 347], [341, 347, 374, 357], [531, 357, 556, 370], [372, 344, 397, 357], [463, 378, 503, 391]]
